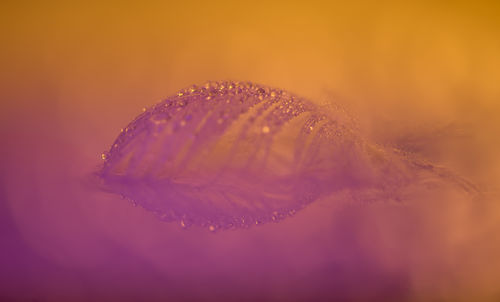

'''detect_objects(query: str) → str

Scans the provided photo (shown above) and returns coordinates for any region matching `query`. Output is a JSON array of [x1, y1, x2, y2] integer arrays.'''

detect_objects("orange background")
[[2, 1, 500, 178]]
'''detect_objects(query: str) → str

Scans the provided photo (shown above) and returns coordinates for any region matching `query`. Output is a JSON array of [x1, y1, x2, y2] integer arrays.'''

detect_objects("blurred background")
[[1, 1, 499, 301]]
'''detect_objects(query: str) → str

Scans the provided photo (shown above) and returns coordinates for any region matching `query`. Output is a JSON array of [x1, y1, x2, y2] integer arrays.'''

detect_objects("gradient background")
[[1, 1, 500, 301]]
